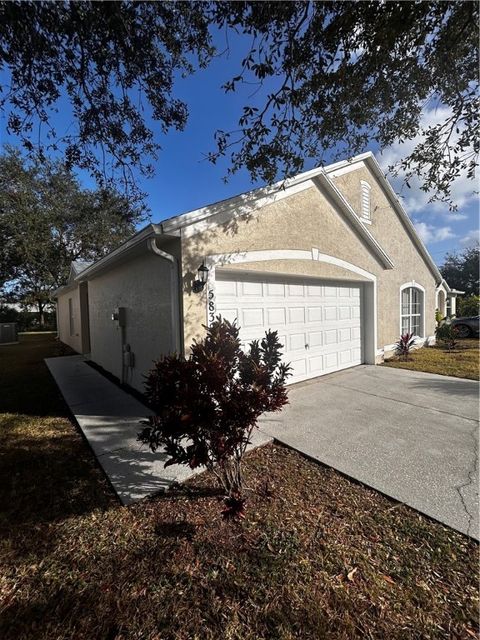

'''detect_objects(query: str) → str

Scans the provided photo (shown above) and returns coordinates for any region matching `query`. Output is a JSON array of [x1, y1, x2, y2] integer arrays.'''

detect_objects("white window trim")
[[399, 281, 425, 338]]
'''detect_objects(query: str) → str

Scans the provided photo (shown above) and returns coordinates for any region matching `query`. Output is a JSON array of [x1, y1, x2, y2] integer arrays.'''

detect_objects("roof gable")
[[67, 260, 93, 284], [354, 155, 442, 282], [157, 152, 440, 282]]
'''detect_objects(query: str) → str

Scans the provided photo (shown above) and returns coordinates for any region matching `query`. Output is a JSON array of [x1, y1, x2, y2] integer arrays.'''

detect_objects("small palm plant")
[[395, 332, 416, 361]]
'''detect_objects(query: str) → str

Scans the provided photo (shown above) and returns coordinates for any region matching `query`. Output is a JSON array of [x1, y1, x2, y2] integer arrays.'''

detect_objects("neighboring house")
[[54, 152, 461, 391]]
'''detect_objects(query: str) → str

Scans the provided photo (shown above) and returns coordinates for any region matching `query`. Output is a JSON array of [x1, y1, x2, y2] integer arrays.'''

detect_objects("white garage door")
[[215, 272, 363, 384]]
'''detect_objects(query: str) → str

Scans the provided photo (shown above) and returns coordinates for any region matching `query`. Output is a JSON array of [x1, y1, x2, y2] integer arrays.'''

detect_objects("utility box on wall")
[[111, 307, 126, 328], [0, 322, 18, 344]]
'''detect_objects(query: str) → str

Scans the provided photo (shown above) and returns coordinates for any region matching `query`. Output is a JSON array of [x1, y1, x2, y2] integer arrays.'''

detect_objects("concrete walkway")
[[46, 355, 271, 505], [259, 365, 479, 539]]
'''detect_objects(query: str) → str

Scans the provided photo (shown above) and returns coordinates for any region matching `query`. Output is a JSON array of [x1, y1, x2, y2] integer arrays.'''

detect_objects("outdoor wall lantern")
[[192, 262, 209, 293]]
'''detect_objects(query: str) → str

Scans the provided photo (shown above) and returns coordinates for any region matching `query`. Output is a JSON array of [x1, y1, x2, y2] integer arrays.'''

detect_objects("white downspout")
[[147, 237, 181, 354]]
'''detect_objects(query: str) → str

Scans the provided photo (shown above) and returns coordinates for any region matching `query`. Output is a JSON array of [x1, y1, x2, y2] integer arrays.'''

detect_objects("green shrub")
[[435, 323, 459, 350], [458, 295, 480, 317]]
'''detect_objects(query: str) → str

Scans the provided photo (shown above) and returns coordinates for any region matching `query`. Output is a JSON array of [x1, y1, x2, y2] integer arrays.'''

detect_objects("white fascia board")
[[52, 282, 78, 298], [74, 224, 163, 282], [324, 154, 373, 178], [437, 279, 451, 294], [363, 155, 443, 284], [161, 175, 319, 235], [313, 172, 395, 270], [159, 152, 375, 235], [438, 280, 465, 296], [180, 180, 313, 239]]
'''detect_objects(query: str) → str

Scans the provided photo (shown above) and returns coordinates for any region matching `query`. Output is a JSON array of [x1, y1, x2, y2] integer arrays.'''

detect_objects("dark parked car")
[[451, 316, 480, 338]]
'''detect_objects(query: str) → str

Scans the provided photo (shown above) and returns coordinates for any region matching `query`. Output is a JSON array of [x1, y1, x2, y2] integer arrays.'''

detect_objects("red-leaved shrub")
[[138, 318, 291, 518], [395, 332, 416, 361]]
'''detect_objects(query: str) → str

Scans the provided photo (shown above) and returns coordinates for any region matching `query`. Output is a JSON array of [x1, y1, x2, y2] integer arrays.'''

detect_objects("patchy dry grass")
[[383, 339, 479, 380], [0, 334, 479, 639]]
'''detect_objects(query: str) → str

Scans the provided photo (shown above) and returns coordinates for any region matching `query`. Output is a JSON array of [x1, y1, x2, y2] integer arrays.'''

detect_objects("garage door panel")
[[267, 307, 286, 325], [241, 281, 263, 296], [288, 307, 305, 324], [288, 283, 305, 297], [308, 330, 323, 347], [323, 306, 337, 321], [324, 329, 337, 345], [216, 273, 363, 383], [307, 283, 323, 296], [241, 308, 264, 327], [309, 354, 323, 374], [307, 306, 323, 322], [216, 279, 238, 297], [219, 307, 239, 324], [324, 285, 338, 297], [324, 352, 338, 369], [266, 282, 285, 296], [339, 349, 353, 365], [289, 333, 306, 351]]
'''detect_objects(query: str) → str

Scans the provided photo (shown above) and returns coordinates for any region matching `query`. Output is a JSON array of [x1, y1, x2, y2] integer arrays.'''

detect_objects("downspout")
[[147, 237, 181, 354]]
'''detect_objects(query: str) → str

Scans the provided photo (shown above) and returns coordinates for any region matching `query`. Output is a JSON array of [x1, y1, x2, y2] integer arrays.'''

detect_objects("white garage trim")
[[205, 249, 377, 365]]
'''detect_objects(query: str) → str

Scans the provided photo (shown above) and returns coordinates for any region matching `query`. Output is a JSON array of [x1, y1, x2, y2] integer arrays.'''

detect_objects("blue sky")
[[1, 30, 478, 266]]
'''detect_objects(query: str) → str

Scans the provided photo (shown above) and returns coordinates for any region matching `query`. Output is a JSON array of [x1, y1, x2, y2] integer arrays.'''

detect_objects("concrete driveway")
[[259, 365, 479, 539]]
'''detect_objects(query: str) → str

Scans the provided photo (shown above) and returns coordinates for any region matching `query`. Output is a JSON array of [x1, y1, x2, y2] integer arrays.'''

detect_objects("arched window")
[[400, 283, 425, 337], [360, 180, 371, 221]]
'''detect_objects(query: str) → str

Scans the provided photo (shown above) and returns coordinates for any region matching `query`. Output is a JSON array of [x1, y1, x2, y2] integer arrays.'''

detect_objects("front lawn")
[[383, 338, 479, 380], [0, 334, 478, 639]]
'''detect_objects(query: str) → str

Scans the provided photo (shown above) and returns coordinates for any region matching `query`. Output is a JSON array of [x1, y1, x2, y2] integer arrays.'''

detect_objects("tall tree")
[[440, 245, 480, 296], [0, 1, 477, 206], [0, 148, 145, 324]]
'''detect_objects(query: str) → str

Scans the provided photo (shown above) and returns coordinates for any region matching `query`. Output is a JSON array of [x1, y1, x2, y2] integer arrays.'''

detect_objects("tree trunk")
[[38, 301, 45, 327]]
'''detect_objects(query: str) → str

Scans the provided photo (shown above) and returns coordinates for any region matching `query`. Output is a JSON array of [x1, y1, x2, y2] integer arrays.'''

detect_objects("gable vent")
[[360, 180, 371, 220]]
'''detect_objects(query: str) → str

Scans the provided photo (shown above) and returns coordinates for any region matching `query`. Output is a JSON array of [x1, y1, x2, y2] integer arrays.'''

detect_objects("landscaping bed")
[[383, 338, 479, 380], [0, 334, 478, 639]]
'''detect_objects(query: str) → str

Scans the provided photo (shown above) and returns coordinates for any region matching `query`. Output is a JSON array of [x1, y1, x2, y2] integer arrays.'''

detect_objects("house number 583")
[[207, 287, 216, 326]]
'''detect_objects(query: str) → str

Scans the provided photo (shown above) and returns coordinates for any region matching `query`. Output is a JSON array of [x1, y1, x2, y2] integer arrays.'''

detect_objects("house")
[[55, 260, 92, 355], [54, 152, 461, 391]]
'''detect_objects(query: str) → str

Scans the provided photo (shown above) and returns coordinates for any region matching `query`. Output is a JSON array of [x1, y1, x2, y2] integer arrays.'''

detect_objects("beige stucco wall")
[[57, 286, 83, 354], [331, 165, 437, 345], [181, 186, 380, 350], [220, 260, 371, 282], [88, 247, 177, 391], [181, 166, 438, 353]]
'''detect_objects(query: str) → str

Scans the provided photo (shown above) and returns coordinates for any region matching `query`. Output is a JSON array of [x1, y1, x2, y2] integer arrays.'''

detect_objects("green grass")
[[0, 334, 478, 639], [383, 338, 479, 380]]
